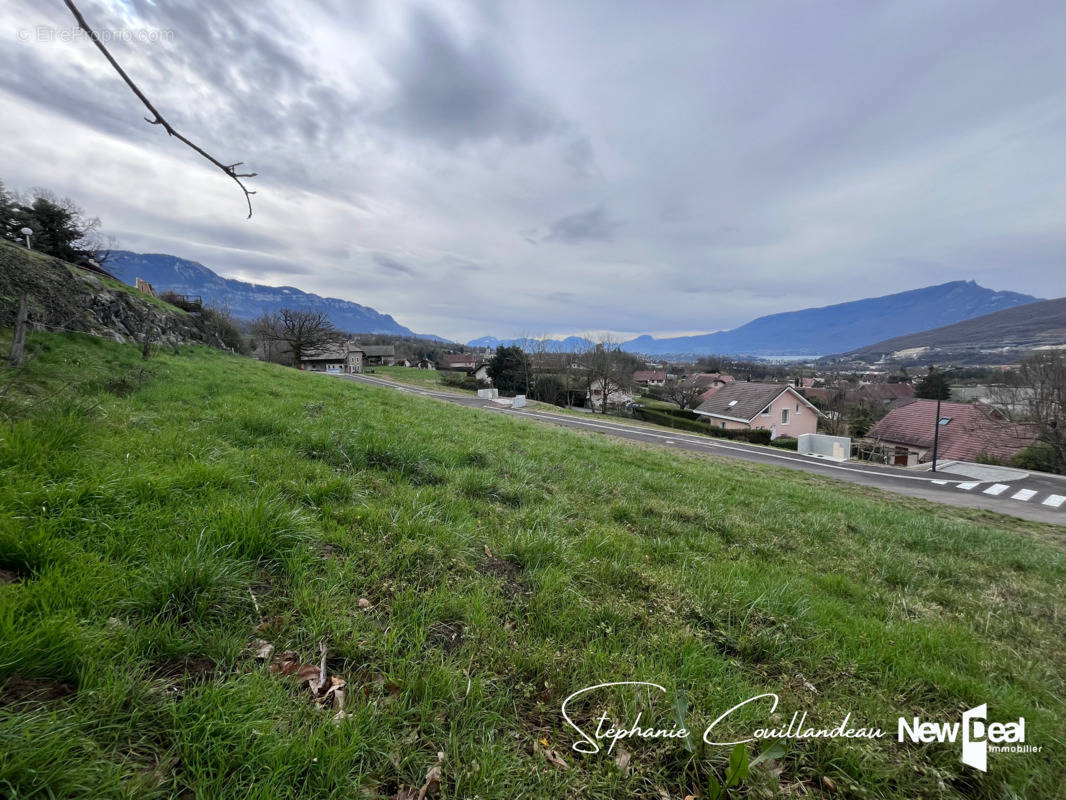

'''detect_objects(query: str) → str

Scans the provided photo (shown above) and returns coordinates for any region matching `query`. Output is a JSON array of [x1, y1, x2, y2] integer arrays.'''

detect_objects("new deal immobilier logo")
[[898, 704, 1039, 771]]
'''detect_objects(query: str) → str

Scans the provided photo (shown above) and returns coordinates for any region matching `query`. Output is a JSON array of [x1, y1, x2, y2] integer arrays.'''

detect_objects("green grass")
[[1, 332, 1064, 799], [370, 365, 468, 391]]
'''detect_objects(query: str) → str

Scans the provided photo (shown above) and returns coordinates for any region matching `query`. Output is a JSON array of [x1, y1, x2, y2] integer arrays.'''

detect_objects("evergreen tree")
[[0, 180, 15, 242], [849, 404, 874, 438], [487, 346, 530, 395], [0, 183, 102, 262], [915, 367, 951, 400]]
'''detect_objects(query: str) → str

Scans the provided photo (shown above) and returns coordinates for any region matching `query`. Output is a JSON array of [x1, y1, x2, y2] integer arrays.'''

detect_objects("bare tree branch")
[[62, 0, 258, 218]]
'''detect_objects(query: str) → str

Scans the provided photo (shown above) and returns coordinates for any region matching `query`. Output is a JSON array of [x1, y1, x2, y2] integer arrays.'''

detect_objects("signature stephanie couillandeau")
[[560, 681, 886, 755]]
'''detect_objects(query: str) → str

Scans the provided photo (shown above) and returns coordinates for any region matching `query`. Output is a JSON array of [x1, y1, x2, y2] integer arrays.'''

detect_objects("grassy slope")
[[371, 365, 466, 392], [0, 333, 1064, 799], [0, 238, 181, 315]]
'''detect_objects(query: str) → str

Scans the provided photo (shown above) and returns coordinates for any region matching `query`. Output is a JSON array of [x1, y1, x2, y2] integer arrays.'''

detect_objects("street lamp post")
[[931, 395, 942, 472], [19, 227, 33, 250]]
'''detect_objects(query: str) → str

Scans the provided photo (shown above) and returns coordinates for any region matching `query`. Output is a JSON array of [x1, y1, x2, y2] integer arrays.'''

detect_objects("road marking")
[[1011, 489, 1037, 502], [1043, 494, 1065, 508], [931, 480, 948, 485], [983, 483, 1010, 496], [956, 482, 979, 491], [665, 439, 676, 444]]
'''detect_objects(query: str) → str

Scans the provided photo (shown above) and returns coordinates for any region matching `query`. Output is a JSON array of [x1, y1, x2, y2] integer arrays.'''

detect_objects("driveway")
[[339, 373, 1065, 526]]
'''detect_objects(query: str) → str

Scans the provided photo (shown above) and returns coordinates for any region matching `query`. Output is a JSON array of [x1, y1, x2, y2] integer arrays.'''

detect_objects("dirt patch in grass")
[[313, 542, 347, 561], [480, 555, 526, 594], [152, 656, 218, 685], [0, 567, 21, 584], [0, 674, 77, 706], [426, 620, 465, 653]]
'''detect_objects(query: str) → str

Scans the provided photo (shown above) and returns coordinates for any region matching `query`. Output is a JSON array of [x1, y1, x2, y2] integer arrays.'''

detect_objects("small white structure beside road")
[[798, 433, 851, 462], [488, 392, 527, 409]]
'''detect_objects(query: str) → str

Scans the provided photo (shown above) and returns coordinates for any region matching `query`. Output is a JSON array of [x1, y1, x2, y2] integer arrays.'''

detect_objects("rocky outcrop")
[[0, 239, 225, 348]]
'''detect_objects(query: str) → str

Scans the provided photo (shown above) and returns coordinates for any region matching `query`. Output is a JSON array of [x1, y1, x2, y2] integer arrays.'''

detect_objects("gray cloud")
[[378, 7, 560, 147], [373, 253, 417, 276], [543, 205, 619, 244], [0, 0, 1063, 342]]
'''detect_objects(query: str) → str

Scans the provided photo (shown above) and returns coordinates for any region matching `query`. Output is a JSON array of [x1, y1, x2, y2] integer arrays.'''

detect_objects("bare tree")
[[252, 309, 340, 366], [579, 335, 634, 414], [994, 351, 1065, 472], [62, 0, 257, 216], [661, 376, 702, 410]]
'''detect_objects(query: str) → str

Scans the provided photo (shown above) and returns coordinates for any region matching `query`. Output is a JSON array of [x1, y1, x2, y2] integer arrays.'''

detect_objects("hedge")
[[633, 407, 710, 434], [632, 407, 774, 445]]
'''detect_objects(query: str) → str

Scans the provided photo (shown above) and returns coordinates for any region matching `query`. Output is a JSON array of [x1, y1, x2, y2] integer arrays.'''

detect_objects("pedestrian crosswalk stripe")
[[956, 482, 979, 491], [983, 483, 1010, 496], [1011, 489, 1037, 501], [1043, 494, 1065, 508]]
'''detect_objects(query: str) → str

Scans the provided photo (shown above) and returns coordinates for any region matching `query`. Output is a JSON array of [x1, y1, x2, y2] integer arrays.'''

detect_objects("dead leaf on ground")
[[483, 544, 494, 559], [614, 745, 632, 774], [534, 737, 570, 770], [415, 751, 445, 800], [255, 616, 285, 633], [266, 641, 349, 712], [251, 639, 275, 661], [358, 597, 372, 610], [269, 650, 301, 676]]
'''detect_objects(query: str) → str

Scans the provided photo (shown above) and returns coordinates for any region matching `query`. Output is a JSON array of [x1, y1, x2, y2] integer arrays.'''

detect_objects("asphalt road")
[[339, 373, 1066, 526]]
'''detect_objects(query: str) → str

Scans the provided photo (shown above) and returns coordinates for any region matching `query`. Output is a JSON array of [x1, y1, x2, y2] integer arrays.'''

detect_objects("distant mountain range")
[[830, 296, 1066, 364], [467, 335, 594, 352], [469, 281, 1040, 358], [106, 251, 437, 339]]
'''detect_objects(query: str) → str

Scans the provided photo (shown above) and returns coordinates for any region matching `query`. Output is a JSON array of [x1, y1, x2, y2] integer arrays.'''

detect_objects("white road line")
[[956, 482, 980, 491], [983, 483, 1010, 496], [1042, 494, 1066, 509], [931, 480, 948, 485], [1011, 489, 1037, 502]]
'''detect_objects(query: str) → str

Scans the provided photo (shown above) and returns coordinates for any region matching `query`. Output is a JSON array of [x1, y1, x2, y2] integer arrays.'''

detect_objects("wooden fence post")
[[7, 295, 28, 368]]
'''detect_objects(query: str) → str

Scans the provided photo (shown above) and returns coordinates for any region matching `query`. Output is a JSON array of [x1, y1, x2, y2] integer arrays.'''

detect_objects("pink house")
[[692, 382, 822, 439]]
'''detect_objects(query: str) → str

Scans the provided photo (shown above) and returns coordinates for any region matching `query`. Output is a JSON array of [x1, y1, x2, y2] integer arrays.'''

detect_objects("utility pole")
[[7, 295, 28, 368], [930, 394, 942, 472]]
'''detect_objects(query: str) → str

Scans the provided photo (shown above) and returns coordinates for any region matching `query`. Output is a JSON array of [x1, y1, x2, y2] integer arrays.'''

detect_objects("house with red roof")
[[868, 399, 1035, 466], [684, 372, 736, 401], [632, 370, 668, 386]]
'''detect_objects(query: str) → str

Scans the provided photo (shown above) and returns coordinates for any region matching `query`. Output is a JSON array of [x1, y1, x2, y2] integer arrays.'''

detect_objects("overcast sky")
[[2, 1, 1064, 341]]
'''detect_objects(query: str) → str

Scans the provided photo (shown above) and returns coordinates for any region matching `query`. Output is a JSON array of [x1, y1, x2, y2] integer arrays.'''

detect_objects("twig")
[[248, 587, 262, 618], [61, 0, 257, 217]]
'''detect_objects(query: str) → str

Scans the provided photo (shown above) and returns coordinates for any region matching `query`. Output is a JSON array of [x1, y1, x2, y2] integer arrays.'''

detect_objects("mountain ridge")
[[468, 281, 1040, 357], [828, 296, 1066, 364], [105, 251, 433, 339]]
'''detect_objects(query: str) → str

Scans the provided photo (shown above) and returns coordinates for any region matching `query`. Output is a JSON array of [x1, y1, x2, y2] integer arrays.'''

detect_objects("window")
[[761, 406, 771, 416], [781, 408, 790, 424], [727, 399, 738, 407]]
